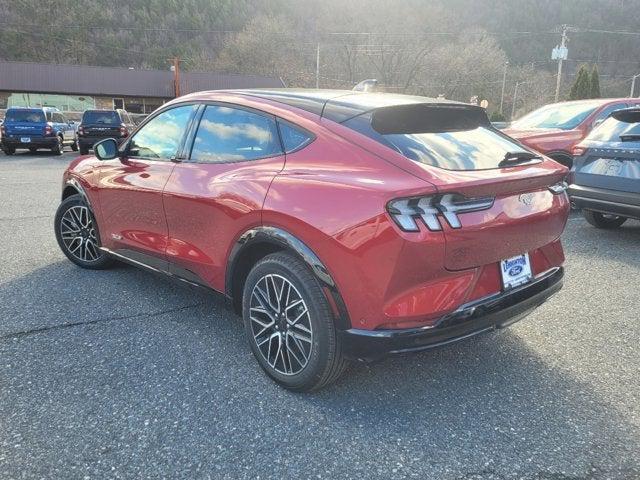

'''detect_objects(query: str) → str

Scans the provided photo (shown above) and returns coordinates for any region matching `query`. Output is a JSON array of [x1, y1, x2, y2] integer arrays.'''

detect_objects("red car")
[[55, 90, 569, 391], [505, 98, 640, 168]]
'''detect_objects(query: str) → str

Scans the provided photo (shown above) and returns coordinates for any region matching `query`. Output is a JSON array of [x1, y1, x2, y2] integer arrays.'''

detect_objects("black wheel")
[[79, 145, 89, 155], [29, 147, 37, 153], [3, 147, 15, 155], [583, 210, 627, 229], [52, 136, 63, 155], [550, 154, 573, 169], [54, 195, 114, 269], [71, 140, 78, 152], [242, 252, 347, 392]]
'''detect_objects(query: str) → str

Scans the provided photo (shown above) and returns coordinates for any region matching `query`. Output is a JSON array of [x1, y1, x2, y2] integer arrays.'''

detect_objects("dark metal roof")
[[0, 61, 284, 98], [236, 88, 462, 122]]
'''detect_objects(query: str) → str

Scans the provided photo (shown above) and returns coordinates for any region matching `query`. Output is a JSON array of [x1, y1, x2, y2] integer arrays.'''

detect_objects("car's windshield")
[[82, 111, 120, 124], [5, 110, 46, 123], [587, 111, 640, 142], [511, 102, 599, 130]]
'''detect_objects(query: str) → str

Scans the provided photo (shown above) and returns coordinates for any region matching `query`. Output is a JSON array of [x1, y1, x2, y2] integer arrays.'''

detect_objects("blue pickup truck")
[[1, 107, 78, 155]]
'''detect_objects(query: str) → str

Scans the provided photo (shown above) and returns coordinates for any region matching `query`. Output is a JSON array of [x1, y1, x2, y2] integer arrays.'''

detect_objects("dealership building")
[[0, 61, 284, 118]]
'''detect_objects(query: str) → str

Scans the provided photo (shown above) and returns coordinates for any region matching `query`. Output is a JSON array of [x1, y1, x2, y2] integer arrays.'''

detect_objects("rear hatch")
[[81, 110, 123, 137], [341, 103, 569, 271], [4, 109, 46, 137], [573, 109, 640, 194]]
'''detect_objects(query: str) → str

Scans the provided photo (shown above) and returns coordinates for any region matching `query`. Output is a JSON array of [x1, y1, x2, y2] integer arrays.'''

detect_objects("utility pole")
[[511, 81, 523, 120], [554, 25, 569, 103], [499, 61, 509, 115], [170, 57, 181, 98], [630, 73, 640, 98], [315, 43, 320, 89]]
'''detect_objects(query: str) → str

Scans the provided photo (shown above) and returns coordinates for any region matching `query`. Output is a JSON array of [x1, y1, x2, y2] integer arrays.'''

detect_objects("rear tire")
[[29, 147, 37, 153], [54, 194, 114, 269], [52, 136, 63, 155], [79, 145, 89, 155], [3, 147, 15, 155], [583, 210, 627, 229], [242, 252, 347, 392], [549, 154, 573, 169], [71, 140, 78, 152]]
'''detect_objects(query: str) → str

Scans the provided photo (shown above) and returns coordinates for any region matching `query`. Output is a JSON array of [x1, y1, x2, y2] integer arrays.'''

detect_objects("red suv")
[[55, 90, 569, 391], [505, 98, 640, 168]]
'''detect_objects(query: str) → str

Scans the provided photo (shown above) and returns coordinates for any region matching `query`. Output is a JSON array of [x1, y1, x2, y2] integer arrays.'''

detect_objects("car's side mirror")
[[94, 138, 119, 160]]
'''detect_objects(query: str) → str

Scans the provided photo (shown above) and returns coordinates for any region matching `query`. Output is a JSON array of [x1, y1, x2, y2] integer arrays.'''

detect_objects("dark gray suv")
[[569, 108, 640, 228]]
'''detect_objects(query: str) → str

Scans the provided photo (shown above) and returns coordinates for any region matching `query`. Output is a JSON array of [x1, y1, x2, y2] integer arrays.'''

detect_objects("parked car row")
[[1, 106, 135, 155]]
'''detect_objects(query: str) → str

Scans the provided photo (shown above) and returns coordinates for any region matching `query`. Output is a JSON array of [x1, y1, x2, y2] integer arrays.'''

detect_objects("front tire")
[[71, 140, 78, 152], [79, 145, 89, 155], [54, 194, 114, 269], [583, 210, 627, 229], [242, 252, 347, 392], [3, 147, 15, 155]]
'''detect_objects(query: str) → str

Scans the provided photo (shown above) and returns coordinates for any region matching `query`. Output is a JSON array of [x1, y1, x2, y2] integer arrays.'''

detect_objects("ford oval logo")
[[508, 265, 523, 276]]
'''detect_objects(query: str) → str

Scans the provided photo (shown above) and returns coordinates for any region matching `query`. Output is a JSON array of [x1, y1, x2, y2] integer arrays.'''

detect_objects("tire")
[[550, 154, 573, 169], [54, 194, 114, 269], [79, 145, 89, 155], [4, 147, 15, 155], [583, 210, 627, 229], [242, 252, 347, 392], [52, 136, 63, 155], [29, 147, 37, 153], [71, 140, 78, 152]]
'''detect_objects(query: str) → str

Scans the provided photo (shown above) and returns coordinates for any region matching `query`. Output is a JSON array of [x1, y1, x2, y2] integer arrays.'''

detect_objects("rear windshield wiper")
[[499, 151, 542, 167]]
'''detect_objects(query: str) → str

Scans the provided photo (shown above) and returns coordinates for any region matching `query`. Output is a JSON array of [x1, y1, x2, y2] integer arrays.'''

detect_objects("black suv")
[[569, 108, 640, 228], [77, 109, 135, 154]]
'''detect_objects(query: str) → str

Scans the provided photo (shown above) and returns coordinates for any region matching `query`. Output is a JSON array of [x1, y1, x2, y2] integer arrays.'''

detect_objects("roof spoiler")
[[371, 103, 491, 135]]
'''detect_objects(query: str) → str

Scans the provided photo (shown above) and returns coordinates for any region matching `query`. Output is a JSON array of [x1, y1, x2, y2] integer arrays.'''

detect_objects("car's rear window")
[[82, 111, 120, 124], [5, 110, 46, 123], [511, 101, 598, 130], [343, 104, 532, 171], [587, 110, 640, 142]]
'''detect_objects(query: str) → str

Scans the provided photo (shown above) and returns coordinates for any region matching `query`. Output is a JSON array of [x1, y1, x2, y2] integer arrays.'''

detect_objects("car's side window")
[[45, 112, 52, 122], [594, 103, 627, 125], [190, 105, 282, 163], [128, 105, 196, 160], [278, 120, 314, 153]]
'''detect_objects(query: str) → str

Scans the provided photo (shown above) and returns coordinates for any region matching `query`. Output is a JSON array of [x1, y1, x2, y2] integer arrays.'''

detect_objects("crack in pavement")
[[0, 302, 206, 341]]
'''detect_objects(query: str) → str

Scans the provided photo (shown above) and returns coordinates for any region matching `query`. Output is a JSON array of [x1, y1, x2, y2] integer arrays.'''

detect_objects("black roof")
[[0, 61, 284, 99], [235, 89, 462, 122]]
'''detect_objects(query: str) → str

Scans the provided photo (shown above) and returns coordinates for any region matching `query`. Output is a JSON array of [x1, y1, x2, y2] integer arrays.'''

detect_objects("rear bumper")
[[569, 184, 640, 220], [2, 137, 58, 149], [339, 267, 564, 361]]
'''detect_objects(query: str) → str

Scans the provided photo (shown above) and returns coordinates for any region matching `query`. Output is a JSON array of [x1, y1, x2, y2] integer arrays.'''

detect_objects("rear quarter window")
[[343, 106, 532, 171]]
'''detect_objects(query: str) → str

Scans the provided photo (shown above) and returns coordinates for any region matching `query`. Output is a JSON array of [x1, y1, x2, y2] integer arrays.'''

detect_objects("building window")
[[124, 97, 144, 114], [113, 98, 124, 109], [7, 93, 95, 111]]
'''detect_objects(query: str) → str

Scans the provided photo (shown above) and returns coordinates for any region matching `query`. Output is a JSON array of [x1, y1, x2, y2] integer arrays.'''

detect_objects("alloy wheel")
[[59, 205, 101, 262], [249, 274, 313, 375]]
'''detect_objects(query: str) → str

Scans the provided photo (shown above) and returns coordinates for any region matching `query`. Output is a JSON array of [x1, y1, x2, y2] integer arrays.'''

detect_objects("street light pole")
[[499, 61, 509, 115], [630, 73, 640, 98]]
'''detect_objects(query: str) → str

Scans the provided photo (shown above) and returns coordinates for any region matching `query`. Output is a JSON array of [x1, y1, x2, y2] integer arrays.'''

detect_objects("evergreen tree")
[[569, 65, 592, 100], [590, 65, 602, 98]]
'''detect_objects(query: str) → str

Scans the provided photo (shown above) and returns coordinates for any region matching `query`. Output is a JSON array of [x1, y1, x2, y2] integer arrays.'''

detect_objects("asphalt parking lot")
[[0, 151, 639, 480]]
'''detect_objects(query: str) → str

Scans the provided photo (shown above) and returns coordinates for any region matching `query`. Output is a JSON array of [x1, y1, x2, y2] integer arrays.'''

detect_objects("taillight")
[[44, 123, 53, 136], [387, 194, 495, 232], [120, 124, 128, 137], [571, 145, 586, 157], [0, 125, 4, 135]]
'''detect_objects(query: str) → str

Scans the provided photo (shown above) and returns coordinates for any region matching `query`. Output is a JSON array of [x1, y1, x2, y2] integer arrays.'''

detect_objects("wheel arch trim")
[[225, 226, 352, 329], [63, 177, 92, 209]]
